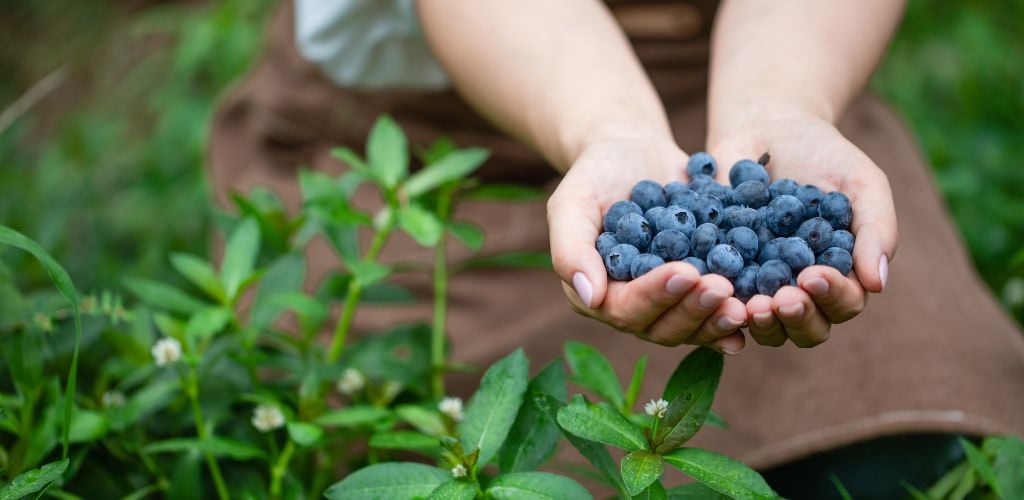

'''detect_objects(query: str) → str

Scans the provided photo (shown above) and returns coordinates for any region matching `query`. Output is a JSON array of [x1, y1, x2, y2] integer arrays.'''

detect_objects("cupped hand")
[[548, 134, 747, 354], [710, 105, 899, 348]]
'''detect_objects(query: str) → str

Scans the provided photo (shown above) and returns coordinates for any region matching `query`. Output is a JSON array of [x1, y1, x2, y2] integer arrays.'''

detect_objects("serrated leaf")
[[459, 349, 529, 469], [461, 184, 547, 201], [399, 204, 444, 246], [324, 462, 448, 500], [220, 217, 260, 301], [499, 360, 568, 473], [366, 115, 409, 189], [170, 253, 225, 302], [664, 483, 730, 499], [622, 451, 665, 496], [287, 422, 323, 447], [655, 348, 723, 453], [557, 394, 647, 452], [369, 431, 440, 452], [427, 480, 477, 500], [405, 148, 490, 198], [663, 448, 776, 500], [395, 405, 447, 437], [124, 277, 206, 315], [0, 458, 68, 500], [184, 307, 231, 342], [625, 355, 648, 411], [564, 341, 625, 410], [534, 394, 626, 495], [448, 221, 485, 252], [960, 437, 1002, 497], [486, 472, 592, 500], [316, 406, 393, 428]]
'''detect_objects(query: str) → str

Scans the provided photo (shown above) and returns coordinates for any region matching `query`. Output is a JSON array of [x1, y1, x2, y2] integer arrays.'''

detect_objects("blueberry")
[[664, 181, 689, 202], [733, 264, 760, 302], [695, 194, 724, 225], [687, 173, 716, 193], [706, 244, 744, 278], [756, 259, 793, 296], [732, 180, 770, 208], [729, 159, 770, 188], [615, 212, 653, 251], [817, 247, 853, 275], [656, 205, 697, 236], [758, 237, 785, 264], [683, 256, 709, 275], [691, 223, 721, 259], [725, 207, 762, 230], [779, 237, 815, 273], [769, 178, 799, 199], [796, 217, 835, 254], [726, 227, 759, 263], [699, 182, 731, 204], [596, 232, 619, 258], [686, 152, 718, 178], [756, 227, 775, 247], [796, 184, 824, 219], [818, 191, 853, 230], [630, 253, 666, 279], [644, 206, 666, 226], [766, 194, 805, 236], [604, 244, 640, 281], [831, 229, 855, 254], [720, 205, 741, 229], [630, 180, 667, 212], [758, 205, 769, 227], [650, 229, 691, 261], [603, 200, 643, 233], [668, 189, 701, 211]]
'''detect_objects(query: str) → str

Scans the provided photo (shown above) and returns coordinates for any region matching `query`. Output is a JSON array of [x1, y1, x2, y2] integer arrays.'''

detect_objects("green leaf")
[[655, 348, 723, 453], [459, 348, 529, 469], [249, 252, 307, 329], [168, 450, 201, 499], [316, 406, 392, 428], [144, 437, 267, 461], [499, 360, 568, 473], [621, 451, 665, 496], [831, 474, 854, 500], [427, 480, 477, 500], [983, 435, 1024, 499], [665, 483, 730, 499], [534, 394, 626, 495], [705, 411, 728, 430], [398, 204, 444, 246], [68, 409, 108, 443], [220, 217, 260, 301], [366, 115, 409, 189], [900, 480, 931, 500], [663, 448, 776, 500], [634, 481, 668, 500], [415, 136, 458, 165], [0, 458, 68, 500], [349, 260, 391, 287], [124, 277, 206, 314], [330, 147, 373, 177], [927, 462, 968, 499], [625, 355, 648, 412], [395, 405, 447, 437], [448, 221, 485, 252], [959, 437, 1002, 497], [557, 394, 647, 452], [170, 253, 225, 302], [454, 251, 552, 272], [369, 431, 440, 452], [404, 148, 490, 198], [486, 472, 592, 500], [324, 462, 448, 500], [564, 341, 625, 410], [461, 184, 547, 201], [184, 306, 231, 342], [287, 422, 323, 447]]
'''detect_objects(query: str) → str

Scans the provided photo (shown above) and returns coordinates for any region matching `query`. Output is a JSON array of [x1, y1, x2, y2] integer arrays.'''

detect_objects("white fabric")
[[294, 0, 450, 90]]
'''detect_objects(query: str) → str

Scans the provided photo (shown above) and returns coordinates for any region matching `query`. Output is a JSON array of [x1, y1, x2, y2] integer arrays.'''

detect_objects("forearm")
[[417, 0, 671, 170], [707, 0, 905, 145]]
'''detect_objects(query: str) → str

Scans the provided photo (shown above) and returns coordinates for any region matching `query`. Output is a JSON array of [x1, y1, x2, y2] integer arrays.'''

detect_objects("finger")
[[685, 297, 748, 348], [599, 262, 702, 333], [772, 286, 832, 348], [745, 294, 787, 346], [847, 164, 898, 293], [797, 266, 867, 324], [710, 331, 746, 355], [548, 190, 609, 309], [643, 273, 735, 346]]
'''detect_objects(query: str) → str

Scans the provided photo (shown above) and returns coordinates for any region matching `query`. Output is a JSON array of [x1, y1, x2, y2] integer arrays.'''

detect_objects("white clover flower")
[[151, 337, 182, 366], [438, 397, 464, 422], [336, 368, 366, 396], [644, 398, 669, 418], [451, 464, 468, 478], [251, 404, 285, 433], [102, 391, 126, 408]]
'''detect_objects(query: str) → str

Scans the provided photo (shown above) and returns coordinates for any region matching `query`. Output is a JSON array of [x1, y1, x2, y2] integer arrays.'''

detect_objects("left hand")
[[709, 103, 898, 348]]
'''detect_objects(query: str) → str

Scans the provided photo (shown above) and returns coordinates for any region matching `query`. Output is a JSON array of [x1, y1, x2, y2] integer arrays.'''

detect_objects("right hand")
[[547, 133, 749, 354]]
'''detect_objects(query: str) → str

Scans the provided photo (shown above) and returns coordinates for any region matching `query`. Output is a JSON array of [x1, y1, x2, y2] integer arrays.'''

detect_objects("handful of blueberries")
[[597, 152, 855, 301]]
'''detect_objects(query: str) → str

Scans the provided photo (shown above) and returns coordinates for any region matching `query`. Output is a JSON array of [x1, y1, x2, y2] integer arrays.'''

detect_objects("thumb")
[[547, 191, 609, 309], [849, 166, 899, 293]]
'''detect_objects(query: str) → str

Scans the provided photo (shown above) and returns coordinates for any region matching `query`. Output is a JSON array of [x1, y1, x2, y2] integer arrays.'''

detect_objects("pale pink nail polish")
[[804, 278, 829, 297], [573, 272, 593, 308], [753, 312, 774, 327], [666, 274, 696, 295], [699, 290, 726, 309], [779, 303, 805, 318], [879, 255, 889, 290]]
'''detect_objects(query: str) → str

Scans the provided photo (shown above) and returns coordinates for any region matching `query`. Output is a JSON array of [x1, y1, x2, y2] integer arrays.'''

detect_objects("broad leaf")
[[655, 348, 723, 453], [144, 437, 267, 461], [983, 435, 1024, 499], [634, 480, 668, 500], [557, 394, 647, 452], [330, 147, 372, 177], [534, 394, 627, 495], [398, 204, 444, 246], [324, 462, 448, 500], [220, 217, 260, 301], [665, 483, 730, 499], [124, 277, 205, 314], [287, 422, 323, 447], [349, 260, 391, 287], [427, 480, 477, 500], [0, 458, 68, 500], [564, 341, 625, 410], [68, 409, 109, 443], [621, 451, 665, 496], [705, 411, 728, 430], [170, 253, 225, 302], [486, 472, 592, 500], [960, 437, 1002, 497], [184, 307, 231, 342], [369, 431, 439, 453], [366, 115, 409, 189], [459, 348, 529, 469], [395, 405, 447, 437], [625, 355, 648, 411], [404, 148, 490, 198], [663, 448, 776, 500], [316, 406, 392, 428], [249, 252, 306, 329], [448, 221, 485, 252], [499, 360, 568, 473]]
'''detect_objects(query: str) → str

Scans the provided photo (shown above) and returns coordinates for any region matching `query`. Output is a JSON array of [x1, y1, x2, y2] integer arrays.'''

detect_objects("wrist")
[[706, 97, 832, 153], [552, 112, 675, 171]]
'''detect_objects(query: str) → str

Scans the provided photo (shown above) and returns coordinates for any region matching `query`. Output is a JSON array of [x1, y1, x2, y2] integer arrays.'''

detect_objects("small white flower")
[[251, 404, 285, 433], [644, 398, 669, 418], [336, 368, 366, 396], [438, 397, 464, 422], [151, 337, 182, 366], [102, 391, 126, 408], [451, 464, 468, 478]]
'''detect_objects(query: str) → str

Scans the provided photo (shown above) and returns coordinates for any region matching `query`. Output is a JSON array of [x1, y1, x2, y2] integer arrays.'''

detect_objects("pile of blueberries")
[[597, 152, 855, 301]]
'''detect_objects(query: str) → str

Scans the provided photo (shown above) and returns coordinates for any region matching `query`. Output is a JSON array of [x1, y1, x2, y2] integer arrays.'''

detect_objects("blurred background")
[[2, 0, 1023, 324]]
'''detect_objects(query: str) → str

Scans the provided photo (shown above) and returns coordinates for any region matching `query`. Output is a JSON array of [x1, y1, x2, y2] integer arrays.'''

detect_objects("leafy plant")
[[908, 435, 1024, 500]]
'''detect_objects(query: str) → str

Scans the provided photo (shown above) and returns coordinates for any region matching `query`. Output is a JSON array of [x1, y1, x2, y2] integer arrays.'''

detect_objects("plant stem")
[[326, 219, 393, 363], [185, 367, 231, 500], [269, 440, 295, 499], [430, 189, 454, 400]]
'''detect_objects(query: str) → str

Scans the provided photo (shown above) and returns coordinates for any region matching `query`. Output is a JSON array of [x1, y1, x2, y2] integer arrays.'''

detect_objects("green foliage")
[[921, 435, 1024, 499]]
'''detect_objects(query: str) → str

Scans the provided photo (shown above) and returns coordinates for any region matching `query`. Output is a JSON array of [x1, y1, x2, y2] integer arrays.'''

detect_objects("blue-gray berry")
[[769, 178, 799, 199], [706, 244, 744, 278], [686, 152, 718, 178], [631, 253, 666, 279], [818, 191, 853, 230], [729, 159, 770, 188], [766, 194, 805, 236], [603, 200, 643, 233], [796, 184, 825, 220], [691, 223, 721, 259], [726, 226, 759, 263], [650, 229, 691, 261], [596, 232, 619, 258], [604, 244, 640, 280], [630, 180, 667, 212], [817, 247, 853, 275], [831, 229, 855, 254], [657, 205, 697, 236], [683, 256, 709, 275], [756, 259, 793, 296], [615, 212, 653, 251], [796, 217, 835, 254], [732, 180, 770, 208], [780, 237, 815, 273], [733, 264, 760, 302]]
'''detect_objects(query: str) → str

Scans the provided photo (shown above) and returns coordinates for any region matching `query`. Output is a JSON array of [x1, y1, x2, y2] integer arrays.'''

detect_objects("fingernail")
[[720, 345, 740, 355], [804, 278, 829, 297], [573, 272, 593, 308], [753, 312, 773, 327], [666, 274, 697, 295], [717, 316, 742, 331], [879, 255, 889, 290], [779, 303, 805, 318], [699, 290, 726, 309]]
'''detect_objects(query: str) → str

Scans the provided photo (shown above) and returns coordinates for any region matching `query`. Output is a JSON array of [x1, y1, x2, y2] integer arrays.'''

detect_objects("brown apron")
[[208, 0, 1024, 481]]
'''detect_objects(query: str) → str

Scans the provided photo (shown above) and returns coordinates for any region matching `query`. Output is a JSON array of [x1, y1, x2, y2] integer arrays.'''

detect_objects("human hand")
[[549, 132, 748, 354], [709, 104, 899, 348]]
